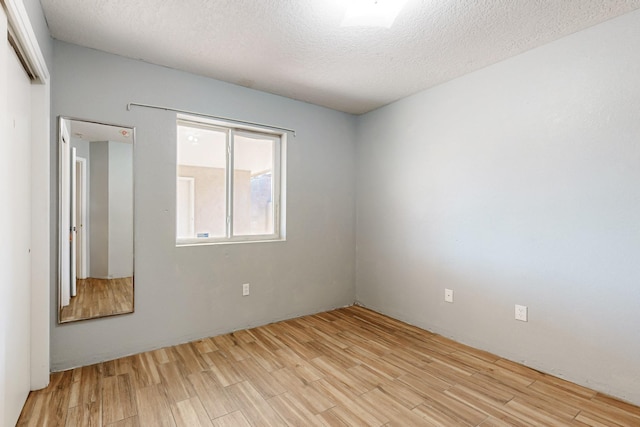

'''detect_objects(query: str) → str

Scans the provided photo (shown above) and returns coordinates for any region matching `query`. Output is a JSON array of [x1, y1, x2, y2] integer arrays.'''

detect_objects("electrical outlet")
[[515, 304, 528, 322], [242, 283, 250, 296], [444, 288, 454, 303]]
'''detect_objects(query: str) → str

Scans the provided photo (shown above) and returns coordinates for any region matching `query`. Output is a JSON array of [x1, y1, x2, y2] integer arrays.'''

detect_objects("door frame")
[[76, 156, 88, 280], [70, 147, 77, 296]]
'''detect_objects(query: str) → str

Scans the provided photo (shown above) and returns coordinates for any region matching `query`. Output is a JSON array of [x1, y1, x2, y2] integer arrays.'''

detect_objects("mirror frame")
[[58, 116, 136, 324]]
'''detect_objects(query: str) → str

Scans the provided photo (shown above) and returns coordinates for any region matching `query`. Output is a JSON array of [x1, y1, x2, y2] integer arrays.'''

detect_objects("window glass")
[[233, 133, 275, 236], [177, 124, 227, 239], [176, 118, 283, 244]]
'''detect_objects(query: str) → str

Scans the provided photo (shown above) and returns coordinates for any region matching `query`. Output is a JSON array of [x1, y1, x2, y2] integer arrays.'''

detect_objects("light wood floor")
[[20, 306, 640, 426], [60, 277, 134, 322]]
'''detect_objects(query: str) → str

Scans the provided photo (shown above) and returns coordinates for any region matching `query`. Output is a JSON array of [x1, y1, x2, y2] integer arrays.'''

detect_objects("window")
[[176, 116, 285, 244]]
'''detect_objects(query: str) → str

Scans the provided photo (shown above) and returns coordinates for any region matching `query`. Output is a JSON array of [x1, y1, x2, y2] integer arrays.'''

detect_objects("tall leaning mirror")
[[58, 117, 135, 323]]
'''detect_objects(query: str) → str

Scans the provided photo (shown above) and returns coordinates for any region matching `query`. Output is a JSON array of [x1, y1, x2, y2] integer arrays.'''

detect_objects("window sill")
[[176, 237, 286, 247]]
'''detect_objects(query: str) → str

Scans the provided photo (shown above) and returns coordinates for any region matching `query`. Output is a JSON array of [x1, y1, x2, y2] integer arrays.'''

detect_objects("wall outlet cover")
[[515, 304, 528, 322], [445, 288, 454, 303], [242, 283, 250, 296]]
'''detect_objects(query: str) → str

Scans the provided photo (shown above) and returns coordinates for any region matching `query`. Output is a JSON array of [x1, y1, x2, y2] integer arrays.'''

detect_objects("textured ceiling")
[[40, 0, 640, 114]]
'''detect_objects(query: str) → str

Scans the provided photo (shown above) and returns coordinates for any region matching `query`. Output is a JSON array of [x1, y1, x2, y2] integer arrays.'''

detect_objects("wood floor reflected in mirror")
[[60, 277, 133, 323]]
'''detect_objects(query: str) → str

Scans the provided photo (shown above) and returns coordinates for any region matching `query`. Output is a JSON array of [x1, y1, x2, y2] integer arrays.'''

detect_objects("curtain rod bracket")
[[126, 102, 296, 137]]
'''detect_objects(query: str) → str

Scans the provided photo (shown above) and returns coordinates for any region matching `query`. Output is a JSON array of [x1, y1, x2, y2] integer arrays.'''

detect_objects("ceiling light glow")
[[341, 0, 408, 28]]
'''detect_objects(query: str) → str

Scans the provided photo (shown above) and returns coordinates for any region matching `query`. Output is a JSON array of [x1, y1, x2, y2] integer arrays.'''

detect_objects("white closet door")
[[1, 17, 33, 427]]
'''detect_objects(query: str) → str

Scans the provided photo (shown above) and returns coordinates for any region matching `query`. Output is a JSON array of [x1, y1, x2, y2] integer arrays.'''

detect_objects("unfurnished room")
[[1, 0, 640, 426]]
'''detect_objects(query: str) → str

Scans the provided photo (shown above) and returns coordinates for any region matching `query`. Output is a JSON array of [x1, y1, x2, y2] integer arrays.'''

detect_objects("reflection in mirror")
[[58, 117, 134, 323]]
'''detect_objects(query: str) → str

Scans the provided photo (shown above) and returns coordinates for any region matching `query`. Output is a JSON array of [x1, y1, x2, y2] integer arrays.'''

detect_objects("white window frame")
[[176, 114, 286, 246]]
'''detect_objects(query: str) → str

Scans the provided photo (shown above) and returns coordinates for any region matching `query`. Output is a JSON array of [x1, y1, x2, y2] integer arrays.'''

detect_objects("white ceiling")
[[41, 0, 640, 114], [68, 119, 133, 144]]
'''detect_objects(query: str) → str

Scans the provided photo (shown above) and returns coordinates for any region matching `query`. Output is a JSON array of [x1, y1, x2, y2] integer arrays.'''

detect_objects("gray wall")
[[70, 137, 90, 158], [89, 141, 109, 278], [108, 141, 134, 278], [356, 10, 640, 405], [51, 41, 357, 369]]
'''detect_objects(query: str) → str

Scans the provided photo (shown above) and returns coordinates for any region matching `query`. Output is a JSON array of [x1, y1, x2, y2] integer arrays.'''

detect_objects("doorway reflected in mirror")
[[58, 117, 135, 323]]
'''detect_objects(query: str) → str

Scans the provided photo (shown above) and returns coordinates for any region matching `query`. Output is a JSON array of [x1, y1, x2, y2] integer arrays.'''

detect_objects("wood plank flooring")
[[60, 277, 134, 323], [19, 306, 640, 426]]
